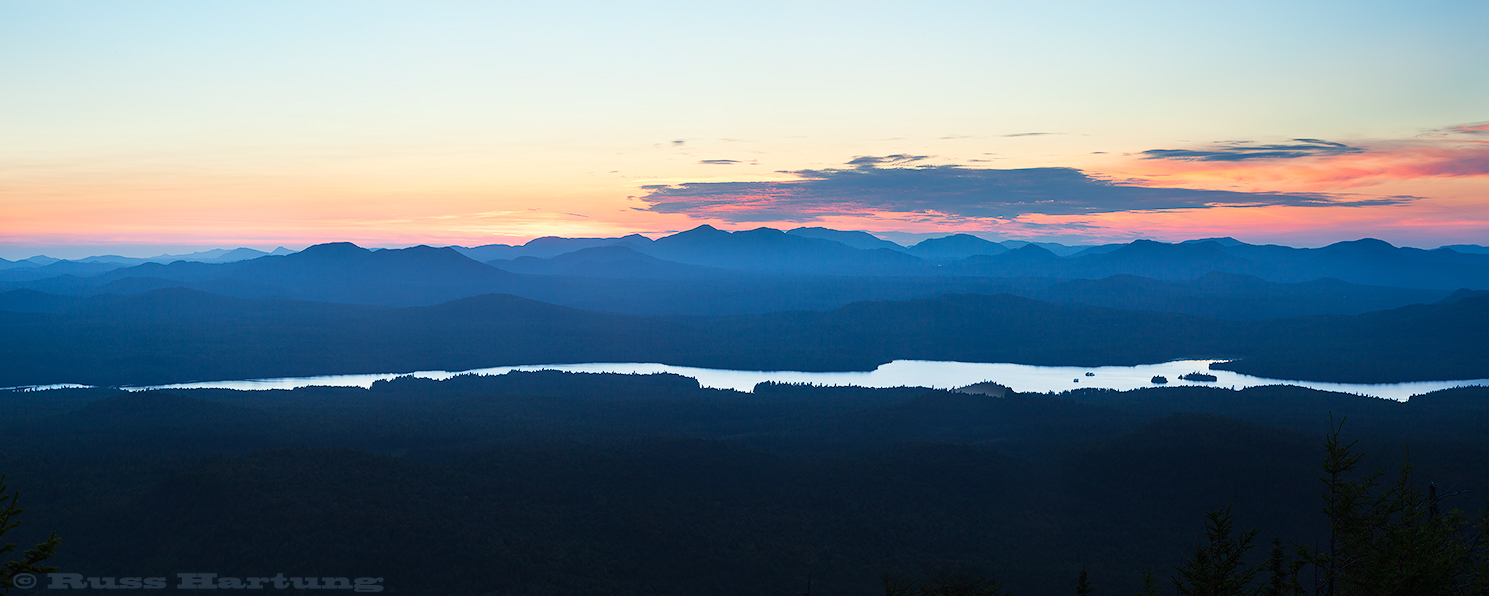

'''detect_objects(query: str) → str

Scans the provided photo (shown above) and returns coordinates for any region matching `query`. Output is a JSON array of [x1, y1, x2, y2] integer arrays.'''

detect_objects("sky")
[[2, 0, 1487, 259]]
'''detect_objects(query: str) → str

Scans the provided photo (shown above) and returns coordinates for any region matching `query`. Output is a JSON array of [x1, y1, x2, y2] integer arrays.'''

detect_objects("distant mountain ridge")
[[4, 229, 1486, 318], [454, 234, 653, 261], [785, 227, 907, 251], [84, 243, 520, 306], [903, 234, 1009, 260], [636, 225, 928, 275], [487, 245, 727, 278], [941, 236, 1489, 289], [0, 246, 294, 274]]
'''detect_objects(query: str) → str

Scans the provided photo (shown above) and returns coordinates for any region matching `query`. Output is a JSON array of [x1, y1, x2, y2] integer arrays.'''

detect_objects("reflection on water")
[[118, 359, 1489, 402]]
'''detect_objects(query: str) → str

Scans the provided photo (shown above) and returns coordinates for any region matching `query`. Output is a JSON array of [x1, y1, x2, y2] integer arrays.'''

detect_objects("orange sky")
[[2, 1, 1486, 258], [4, 125, 1486, 257]]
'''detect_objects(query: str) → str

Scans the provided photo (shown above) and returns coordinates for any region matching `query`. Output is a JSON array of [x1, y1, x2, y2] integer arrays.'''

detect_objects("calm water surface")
[[117, 360, 1489, 402]]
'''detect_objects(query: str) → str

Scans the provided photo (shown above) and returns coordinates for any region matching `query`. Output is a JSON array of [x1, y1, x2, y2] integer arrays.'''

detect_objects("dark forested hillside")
[[3, 288, 1486, 388], [3, 373, 1487, 595]]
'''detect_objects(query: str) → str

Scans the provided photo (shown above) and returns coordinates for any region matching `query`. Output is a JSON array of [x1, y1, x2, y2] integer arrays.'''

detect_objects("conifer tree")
[[1297, 419, 1478, 596], [1134, 570, 1162, 596], [1, 475, 60, 595], [1171, 505, 1259, 596], [1259, 537, 1302, 596], [1077, 565, 1093, 596]]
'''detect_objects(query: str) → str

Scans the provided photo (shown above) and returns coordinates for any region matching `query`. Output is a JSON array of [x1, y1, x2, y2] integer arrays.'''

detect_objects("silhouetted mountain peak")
[[294, 242, 372, 260], [952, 242, 1058, 268], [678, 224, 724, 236], [280, 244, 495, 275], [915, 234, 983, 247], [786, 227, 904, 251], [379, 245, 475, 263], [1438, 289, 1489, 304], [1110, 239, 1229, 257], [737, 227, 790, 239], [648, 225, 737, 251], [1182, 237, 1247, 247], [1006, 243, 1058, 258], [655, 225, 796, 250], [1115, 239, 1169, 252], [1321, 238, 1396, 253], [212, 247, 272, 262], [642, 225, 928, 274], [908, 234, 1007, 260]]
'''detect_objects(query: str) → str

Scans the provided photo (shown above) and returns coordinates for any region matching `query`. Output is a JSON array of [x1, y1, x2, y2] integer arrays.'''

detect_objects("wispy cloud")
[[844, 154, 928, 167], [1441, 122, 1489, 136], [1141, 139, 1364, 162], [1131, 124, 1489, 190], [700, 159, 740, 165], [638, 158, 1400, 223]]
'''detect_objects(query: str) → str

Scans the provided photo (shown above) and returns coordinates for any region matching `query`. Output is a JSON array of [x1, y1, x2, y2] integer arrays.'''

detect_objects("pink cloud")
[[1445, 122, 1489, 135], [1129, 123, 1489, 192]]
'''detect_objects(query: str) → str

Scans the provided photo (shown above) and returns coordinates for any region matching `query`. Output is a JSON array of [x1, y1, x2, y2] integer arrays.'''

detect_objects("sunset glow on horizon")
[[3, 0, 1486, 259]]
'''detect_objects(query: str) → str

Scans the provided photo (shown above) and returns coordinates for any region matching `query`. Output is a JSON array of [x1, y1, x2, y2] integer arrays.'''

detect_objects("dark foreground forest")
[[3, 372, 1487, 595]]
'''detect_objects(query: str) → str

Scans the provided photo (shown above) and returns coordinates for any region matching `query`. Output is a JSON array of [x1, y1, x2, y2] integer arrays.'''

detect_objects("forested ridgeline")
[[2, 372, 1488, 595], [3, 290, 1487, 388]]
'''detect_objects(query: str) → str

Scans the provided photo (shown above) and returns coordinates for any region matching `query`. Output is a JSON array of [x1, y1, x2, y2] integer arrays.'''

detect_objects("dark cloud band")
[[638, 160, 1405, 223]]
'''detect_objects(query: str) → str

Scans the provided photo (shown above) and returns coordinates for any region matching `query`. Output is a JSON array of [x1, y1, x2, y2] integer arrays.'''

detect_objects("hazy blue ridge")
[[906, 233, 1010, 260], [3, 287, 1485, 387], [786, 226, 908, 251]]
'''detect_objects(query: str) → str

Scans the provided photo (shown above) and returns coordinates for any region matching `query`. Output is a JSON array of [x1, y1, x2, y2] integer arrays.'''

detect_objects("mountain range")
[[9, 228, 1487, 289], [3, 227, 1485, 315], [4, 226, 1487, 388]]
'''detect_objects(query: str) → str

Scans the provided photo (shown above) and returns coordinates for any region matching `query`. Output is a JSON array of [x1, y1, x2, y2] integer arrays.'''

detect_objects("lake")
[[118, 359, 1489, 402]]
